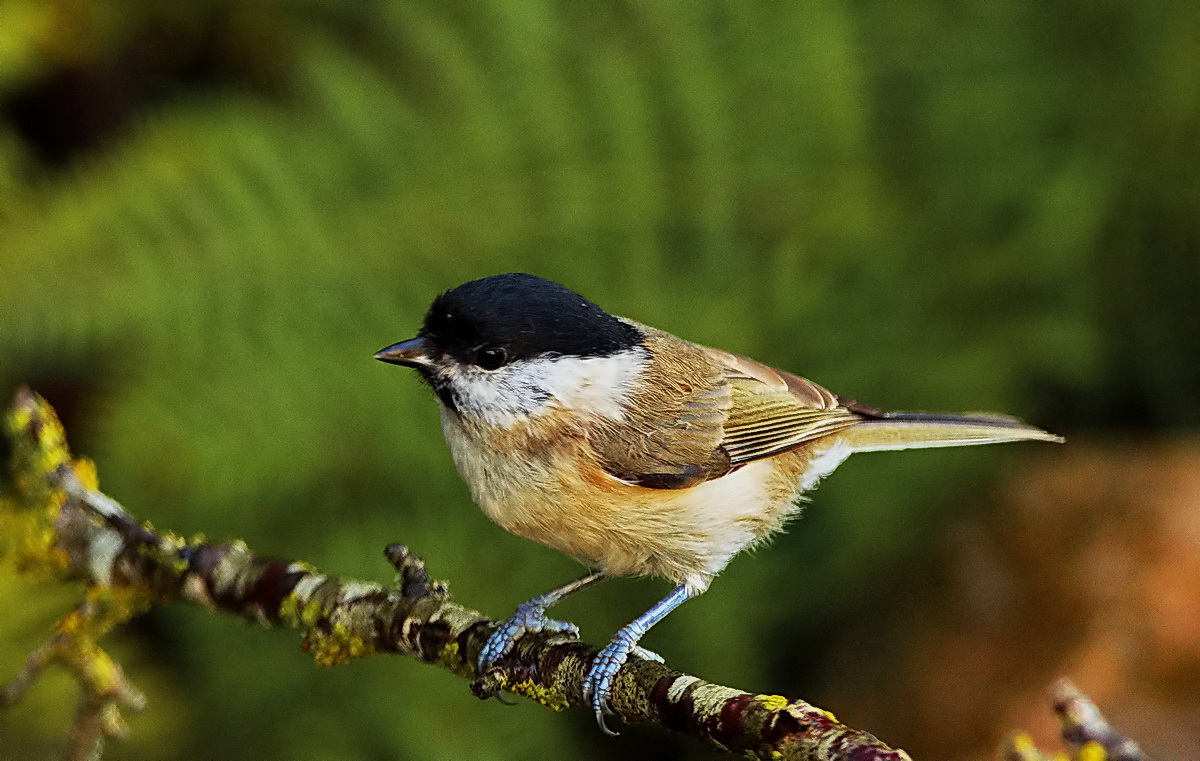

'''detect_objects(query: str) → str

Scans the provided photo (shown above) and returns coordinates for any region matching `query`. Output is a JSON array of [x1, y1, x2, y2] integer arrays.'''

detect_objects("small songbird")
[[374, 273, 1061, 734]]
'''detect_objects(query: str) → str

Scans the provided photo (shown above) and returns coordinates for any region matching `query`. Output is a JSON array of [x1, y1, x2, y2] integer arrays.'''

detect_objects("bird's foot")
[[631, 645, 663, 663], [477, 600, 579, 673], [583, 630, 660, 735]]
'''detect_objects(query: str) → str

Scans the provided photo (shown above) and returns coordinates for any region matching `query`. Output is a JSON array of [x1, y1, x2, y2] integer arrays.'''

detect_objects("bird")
[[373, 272, 1062, 734]]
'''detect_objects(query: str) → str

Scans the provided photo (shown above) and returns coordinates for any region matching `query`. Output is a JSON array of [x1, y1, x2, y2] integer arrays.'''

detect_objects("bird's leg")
[[477, 570, 608, 673], [583, 584, 692, 735]]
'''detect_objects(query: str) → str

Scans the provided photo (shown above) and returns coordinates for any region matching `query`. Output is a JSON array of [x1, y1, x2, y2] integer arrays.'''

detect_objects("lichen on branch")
[[1, 387, 1138, 761]]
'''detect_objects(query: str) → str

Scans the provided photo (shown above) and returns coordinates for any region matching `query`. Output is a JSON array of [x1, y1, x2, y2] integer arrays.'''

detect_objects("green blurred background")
[[2, 1, 1198, 759]]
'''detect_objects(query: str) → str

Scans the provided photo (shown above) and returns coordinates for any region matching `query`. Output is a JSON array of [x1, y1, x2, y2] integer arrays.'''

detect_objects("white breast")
[[670, 459, 780, 590]]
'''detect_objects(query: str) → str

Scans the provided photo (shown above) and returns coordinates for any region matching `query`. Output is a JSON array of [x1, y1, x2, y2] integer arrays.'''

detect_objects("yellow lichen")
[[278, 592, 300, 627], [30, 583, 156, 706], [281, 589, 377, 667], [134, 530, 192, 577], [74, 458, 99, 490], [299, 598, 326, 627], [756, 694, 790, 712], [1009, 733, 1035, 752], [812, 705, 837, 722], [1005, 733, 1044, 760], [435, 639, 458, 665], [75, 585, 155, 638], [504, 678, 569, 711], [1077, 741, 1107, 761], [278, 593, 301, 627], [432, 639, 479, 678], [279, 593, 328, 629], [0, 395, 83, 577], [7, 396, 71, 501], [1013, 734, 1035, 750], [306, 621, 375, 667], [0, 492, 69, 576]]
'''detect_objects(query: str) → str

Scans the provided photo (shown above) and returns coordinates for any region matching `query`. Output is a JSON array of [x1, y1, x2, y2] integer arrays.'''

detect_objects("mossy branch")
[[0, 388, 1141, 761], [0, 388, 909, 760]]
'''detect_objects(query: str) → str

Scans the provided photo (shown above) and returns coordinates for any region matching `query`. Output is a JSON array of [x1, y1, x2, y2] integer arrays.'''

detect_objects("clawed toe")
[[477, 607, 580, 673], [581, 584, 691, 735], [583, 636, 636, 736], [630, 645, 663, 663]]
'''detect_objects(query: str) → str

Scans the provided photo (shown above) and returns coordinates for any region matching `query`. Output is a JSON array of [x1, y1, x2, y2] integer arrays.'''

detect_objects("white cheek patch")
[[443, 347, 648, 428], [541, 349, 647, 419], [440, 368, 546, 427]]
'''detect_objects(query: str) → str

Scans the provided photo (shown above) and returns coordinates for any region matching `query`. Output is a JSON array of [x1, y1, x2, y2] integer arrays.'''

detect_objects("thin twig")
[[1051, 678, 1147, 761]]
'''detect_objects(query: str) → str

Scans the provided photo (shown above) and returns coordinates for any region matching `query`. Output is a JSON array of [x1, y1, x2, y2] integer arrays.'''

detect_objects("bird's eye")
[[474, 345, 508, 370]]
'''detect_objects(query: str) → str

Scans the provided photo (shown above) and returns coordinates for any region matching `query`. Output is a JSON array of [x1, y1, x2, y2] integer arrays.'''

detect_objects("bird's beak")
[[374, 336, 434, 368]]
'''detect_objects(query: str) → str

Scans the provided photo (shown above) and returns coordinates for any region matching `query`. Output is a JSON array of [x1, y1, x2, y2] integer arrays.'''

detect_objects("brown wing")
[[590, 327, 733, 488], [591, 324, 865, 488], [704, 347, 864, 466]]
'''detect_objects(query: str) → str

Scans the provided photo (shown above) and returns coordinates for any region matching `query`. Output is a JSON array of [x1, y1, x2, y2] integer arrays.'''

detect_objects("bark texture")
[[0, 388, 909, 760]]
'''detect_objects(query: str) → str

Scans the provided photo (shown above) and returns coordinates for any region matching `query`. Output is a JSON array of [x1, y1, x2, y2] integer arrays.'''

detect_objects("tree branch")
[[1050, 678, 1147, 760], [1003, 679, 1151, 761], [0, 388, 910, 760]]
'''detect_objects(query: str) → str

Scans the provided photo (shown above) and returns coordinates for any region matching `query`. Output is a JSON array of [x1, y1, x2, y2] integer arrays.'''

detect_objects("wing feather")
[[590, 324, 1054, 489], [713, 352, 862, 466], [591, 325, 864, 487]]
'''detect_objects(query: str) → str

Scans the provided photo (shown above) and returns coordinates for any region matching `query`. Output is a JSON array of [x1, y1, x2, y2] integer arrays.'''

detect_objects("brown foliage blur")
[[819, 442, 1200, 759]]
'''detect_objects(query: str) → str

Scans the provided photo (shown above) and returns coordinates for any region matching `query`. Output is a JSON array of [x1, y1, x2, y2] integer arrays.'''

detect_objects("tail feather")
[[842, 411, 1063, 453]]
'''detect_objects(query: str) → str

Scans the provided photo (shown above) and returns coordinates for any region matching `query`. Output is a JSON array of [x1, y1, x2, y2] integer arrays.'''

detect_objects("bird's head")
[[375, 273, 646, 426]]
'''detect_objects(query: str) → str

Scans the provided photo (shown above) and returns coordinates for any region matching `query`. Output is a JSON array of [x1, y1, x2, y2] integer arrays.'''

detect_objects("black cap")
[[420, 274, 642, 364]]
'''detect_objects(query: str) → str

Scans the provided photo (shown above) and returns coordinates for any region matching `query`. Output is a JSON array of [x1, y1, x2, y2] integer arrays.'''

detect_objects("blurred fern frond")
[[2, 1, 1198, 759]]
